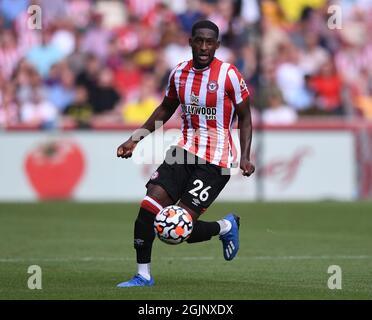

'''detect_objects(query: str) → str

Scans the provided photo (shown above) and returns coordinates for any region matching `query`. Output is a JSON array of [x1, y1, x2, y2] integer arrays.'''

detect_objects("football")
[[154, 205, 193, 244]]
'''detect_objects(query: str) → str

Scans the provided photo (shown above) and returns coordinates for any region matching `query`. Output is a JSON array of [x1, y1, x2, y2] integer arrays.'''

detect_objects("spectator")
[[113, 56, 143, 101], [67, 0, 93, 30], [64, 86, 93, 128], [262, 87, 298, 125], [81, 13, 112, 61], [113, 15, 141, 54], [0, 0, 371, 128], [90, 67, 121, 114], [0, 83, 19, 128], [13, 7, 40, 53], [298, 32, 329, 76], [50, 22, 76, 58], [144, 2, 177, 30], [46, 66, 75, 113], [164, 31, 191, 68], [76, 54, 100, 105], [20, 88, 58, 129], [240, 0, 260, 25], [0, 29, 23, 80], [122, 73, 160, 124], [308, 58, 343, 115], [261, 15, 290, 62], [105, 38, 123, 71], [38, 0, 67, 26], [67, 30, 86, 75], [236, 44, 257, 84], [275, 43, 313, 111], [177, 0, 203, 34], [352, 68, 372, 119], [16, 63, 46, 105], [26, 29, 64, 78]]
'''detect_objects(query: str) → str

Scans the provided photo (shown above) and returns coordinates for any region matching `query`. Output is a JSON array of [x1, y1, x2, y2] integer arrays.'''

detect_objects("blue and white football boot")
[[117, 274, 155, 288], [219, 214, 240, 261]]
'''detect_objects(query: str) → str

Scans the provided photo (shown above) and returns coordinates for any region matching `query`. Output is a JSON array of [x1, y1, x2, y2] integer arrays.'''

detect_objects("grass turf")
[[0, 202, 371, 300]]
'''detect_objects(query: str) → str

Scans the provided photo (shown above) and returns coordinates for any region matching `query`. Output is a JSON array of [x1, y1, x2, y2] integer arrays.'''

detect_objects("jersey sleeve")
[[165, 65, 179, 100], [225, 65, 250, 105]]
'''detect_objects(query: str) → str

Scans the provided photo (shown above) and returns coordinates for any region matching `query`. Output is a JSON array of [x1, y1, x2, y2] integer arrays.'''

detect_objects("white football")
[[154, 205, 193, 245]]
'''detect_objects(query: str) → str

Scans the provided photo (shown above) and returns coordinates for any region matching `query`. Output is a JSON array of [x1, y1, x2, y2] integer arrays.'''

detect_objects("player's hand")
[[117, 139, 138, 158], [240, 158, 255, 177]]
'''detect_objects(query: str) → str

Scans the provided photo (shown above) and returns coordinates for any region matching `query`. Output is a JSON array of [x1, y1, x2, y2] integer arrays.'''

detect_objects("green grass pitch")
[[0, 201, 371, 300]]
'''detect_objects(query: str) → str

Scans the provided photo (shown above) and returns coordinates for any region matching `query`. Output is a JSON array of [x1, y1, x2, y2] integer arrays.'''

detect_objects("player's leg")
[[117, 184, 174, 287], [134, 184, 173, 274], [117, 147, 188, 287], [178, 201, 221, 242], [179, 163, 240, 260], [184, 204, 240, 261], [178, 201, 236, 245]]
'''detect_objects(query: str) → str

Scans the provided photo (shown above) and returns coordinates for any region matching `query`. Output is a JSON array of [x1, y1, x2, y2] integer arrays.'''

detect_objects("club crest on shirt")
[[207, 81, 218, 93], [190, 91, 199, 105]]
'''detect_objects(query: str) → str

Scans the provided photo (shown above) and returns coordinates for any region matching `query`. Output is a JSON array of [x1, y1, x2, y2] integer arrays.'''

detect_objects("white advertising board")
[[0, 129, 357, 201]]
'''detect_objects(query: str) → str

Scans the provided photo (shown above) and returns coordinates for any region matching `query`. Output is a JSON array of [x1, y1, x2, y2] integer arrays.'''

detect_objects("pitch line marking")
[[0, 255, 371, 263]]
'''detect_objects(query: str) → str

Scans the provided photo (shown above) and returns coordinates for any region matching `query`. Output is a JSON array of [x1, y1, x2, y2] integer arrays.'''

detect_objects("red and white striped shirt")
[[166, 58, 249, 168]]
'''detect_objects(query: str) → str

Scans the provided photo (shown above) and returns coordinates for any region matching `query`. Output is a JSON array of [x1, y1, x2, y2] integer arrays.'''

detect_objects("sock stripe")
[[144, 196, 163, 211], [141, 196, 163, 215]]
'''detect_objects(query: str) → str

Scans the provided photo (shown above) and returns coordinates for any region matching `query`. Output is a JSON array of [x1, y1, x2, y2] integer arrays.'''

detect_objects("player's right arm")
[[117, 96, 179, 158]]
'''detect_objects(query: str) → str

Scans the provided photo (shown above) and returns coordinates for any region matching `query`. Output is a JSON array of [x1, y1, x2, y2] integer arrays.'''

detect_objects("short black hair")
[[191, 20, 219, 39]]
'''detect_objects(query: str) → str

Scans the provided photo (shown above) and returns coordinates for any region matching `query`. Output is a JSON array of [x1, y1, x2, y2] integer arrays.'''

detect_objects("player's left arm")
[[235, 97, 255, 177], [226, 66, 255, 177]]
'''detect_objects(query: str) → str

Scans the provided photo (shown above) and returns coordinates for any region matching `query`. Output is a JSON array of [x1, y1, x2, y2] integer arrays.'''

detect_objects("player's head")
[[189, 20, 220, 69]]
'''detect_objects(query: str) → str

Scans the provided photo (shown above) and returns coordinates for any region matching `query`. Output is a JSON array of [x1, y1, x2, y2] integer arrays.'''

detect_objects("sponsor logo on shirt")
[[181, 104, 216, 120], [182, 91, 216, 119]]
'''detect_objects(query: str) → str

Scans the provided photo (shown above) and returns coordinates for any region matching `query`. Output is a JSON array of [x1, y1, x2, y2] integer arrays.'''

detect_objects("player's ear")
[[189, 37, 193, 47], [216, 40, 220, 49]]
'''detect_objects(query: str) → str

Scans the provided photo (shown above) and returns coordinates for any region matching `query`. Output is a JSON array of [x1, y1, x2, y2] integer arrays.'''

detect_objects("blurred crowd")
[[1, 0, 372, 130]]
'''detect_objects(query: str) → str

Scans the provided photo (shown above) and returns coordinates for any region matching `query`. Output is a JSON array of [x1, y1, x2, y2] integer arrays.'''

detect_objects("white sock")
[[217, 219, 232, 235], [137, 263, 151, 280]]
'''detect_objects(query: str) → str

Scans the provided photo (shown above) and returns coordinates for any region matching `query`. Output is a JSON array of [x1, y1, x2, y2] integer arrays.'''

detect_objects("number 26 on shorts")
[[188, 179, 211, 202]]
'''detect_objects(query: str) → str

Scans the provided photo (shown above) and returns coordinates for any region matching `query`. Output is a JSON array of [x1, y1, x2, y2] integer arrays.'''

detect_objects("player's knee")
[[146, 184, 173, 207]]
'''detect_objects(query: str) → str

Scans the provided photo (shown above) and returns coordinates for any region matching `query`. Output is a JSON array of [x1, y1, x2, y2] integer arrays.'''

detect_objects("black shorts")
[[146, 146, 230, 215]]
